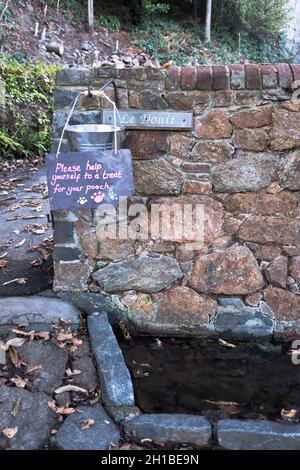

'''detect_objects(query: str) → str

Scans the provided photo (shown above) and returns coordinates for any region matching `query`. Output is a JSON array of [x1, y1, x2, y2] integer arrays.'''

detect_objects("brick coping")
[[56, 63, 300, 91]]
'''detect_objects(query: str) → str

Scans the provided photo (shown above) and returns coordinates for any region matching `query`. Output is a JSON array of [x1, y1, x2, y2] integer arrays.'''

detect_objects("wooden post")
[[88, 0, 94, 31]]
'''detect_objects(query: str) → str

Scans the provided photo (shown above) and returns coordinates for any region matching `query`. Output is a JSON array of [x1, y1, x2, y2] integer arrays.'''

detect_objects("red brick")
[[165, 66, 181, 91], [260, 64, 278, 89], [290, 64, 300, 84], [276, 63, 293, 89], [181, 66, 197, 90], [213, 65, 230, 90], [196, 66, 213, 90], [245, 64, 261, 90], [229, 64, 245, 89]]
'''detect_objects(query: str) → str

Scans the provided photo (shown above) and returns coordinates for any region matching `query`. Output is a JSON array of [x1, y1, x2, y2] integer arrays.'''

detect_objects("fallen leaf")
[[2, 278, 28, 286], [12, 329, 34, 337], [9, 348, 21, 368], [0, 340, 6, 365], [0, 260, 8, 269], [5, 337, 26, 349], [218, 339, 236, 349], [66, 368, 81, 378], [15, 278, 27, 285], [48, 400, 57, 412], [35, 331, 50, 341], [281, 409, 299, 423], [15, 239, 26, 248], [30, 258, 43, 268], [56, 406, 76, 415], [25, 224, 48, 235], [56, 332, 73, 342], [80, 419, 94, 430], [6, 216, 20, 221], [10, 376, 27, 388], [55, 385, 88, 394], [58, 318, 72, 325], [12, 398, 21, 416], [2, 426, 18, 439], [0, 252, 7, 259], [26, 363, 42, 374], [23, 215, 46, 220]]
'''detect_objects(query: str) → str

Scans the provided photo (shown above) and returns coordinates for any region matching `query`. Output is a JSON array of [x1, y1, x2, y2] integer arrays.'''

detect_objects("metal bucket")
[[65, 124, 123, 152]]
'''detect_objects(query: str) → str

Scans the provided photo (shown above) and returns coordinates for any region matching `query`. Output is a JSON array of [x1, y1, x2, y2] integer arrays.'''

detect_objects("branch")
[[0, 0, 10, 21]]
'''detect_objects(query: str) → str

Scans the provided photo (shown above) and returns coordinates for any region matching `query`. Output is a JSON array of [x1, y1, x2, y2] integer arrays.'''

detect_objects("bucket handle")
[[55, 88, 123, 159]]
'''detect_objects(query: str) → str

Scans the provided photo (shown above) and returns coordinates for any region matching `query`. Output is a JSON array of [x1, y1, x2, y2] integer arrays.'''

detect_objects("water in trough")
[[118, 333, 300, 423]]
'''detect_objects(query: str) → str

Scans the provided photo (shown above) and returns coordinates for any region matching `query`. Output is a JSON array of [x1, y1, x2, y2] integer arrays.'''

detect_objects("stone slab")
[[88, 313, 135, 406], [123, 414, 212, 448], [218, 419, 300, 450], [0, 386, 55, 450], [54, 404, 120, 450], [0, 296, 80, 332]]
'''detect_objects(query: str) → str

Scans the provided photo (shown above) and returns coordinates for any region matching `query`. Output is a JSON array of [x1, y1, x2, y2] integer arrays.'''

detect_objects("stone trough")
[[85, 311, 300, 450]]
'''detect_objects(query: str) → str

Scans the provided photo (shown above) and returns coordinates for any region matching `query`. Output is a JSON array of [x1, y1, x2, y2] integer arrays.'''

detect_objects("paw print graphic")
[[78, 197, 88, 205], [91, 191, 105, 203], [108, 188, 118, 201]]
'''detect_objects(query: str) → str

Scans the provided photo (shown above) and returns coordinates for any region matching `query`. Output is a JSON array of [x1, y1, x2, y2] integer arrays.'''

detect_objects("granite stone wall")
[[51, 64, 300, 338]]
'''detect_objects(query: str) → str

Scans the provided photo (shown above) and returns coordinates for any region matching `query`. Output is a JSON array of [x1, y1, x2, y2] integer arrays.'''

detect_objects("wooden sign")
[[103, 110, 193, 130], [46, 149, 134, 210]]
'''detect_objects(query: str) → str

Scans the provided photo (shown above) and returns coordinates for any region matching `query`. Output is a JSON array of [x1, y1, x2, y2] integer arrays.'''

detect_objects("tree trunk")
[[88, 0, 94, 31], [205, 0, 212, 43]]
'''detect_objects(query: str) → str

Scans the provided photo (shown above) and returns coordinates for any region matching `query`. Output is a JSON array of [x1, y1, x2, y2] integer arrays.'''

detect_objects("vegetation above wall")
[[0, 0, 296, 66], [0, 57, 58, 160]]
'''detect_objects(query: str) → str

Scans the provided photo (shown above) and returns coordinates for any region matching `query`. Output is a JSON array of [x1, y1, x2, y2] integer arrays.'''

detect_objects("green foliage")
[[213, 0, 290, 36], [239, 0, 289, 35], [142, 0, 170, 15], [97, 15, 121, 31], [0, 57, 59, 160], [133, 16, 292, 65]]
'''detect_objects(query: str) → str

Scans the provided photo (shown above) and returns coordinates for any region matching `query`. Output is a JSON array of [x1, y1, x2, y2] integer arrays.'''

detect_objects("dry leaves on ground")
[[55, 384, 87, 394], [10, 376, 27, 388], [218, 339, 236, 348], [65, 367, 81, 378], [80, 419, 94, 430], [2, 426, 18, 439], [15, 238, 26, 248], [281, 409, 299, 423], [30, 258, 43, 268], [48, 400, 76, 415], [54, 328, 83, 352], [9, 348, 27, 368], [2, 277, 28, 286], [5, 337, 27, 349], [0, 260, 8, 269], [12, 399, 21, 417], [25, 224, 48, 235], [56, 406, 76, 415], [26, 364, 42, 375]]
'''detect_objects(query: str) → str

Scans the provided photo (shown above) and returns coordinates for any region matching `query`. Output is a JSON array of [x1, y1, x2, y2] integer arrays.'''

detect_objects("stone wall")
[[51, 63, 300, 338]]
